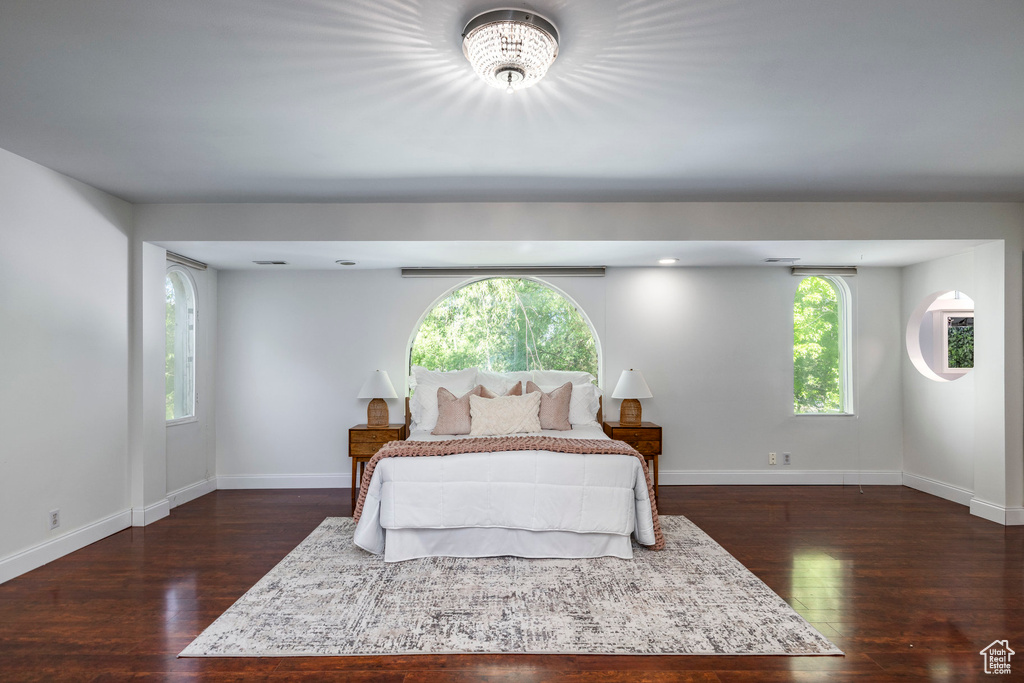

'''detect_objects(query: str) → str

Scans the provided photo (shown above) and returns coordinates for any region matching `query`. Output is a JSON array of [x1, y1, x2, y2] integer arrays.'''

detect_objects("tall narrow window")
[[166, 266, 196, 422], [793, 276, 851, 414]]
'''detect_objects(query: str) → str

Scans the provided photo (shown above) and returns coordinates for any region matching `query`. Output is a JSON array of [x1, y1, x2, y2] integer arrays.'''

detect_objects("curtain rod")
[[166, 251, 208, 271], [401, 266, 605, 278], [790, 266, 857, 277]]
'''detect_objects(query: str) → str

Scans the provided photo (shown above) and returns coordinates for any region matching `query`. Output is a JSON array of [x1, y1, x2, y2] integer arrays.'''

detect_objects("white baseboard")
[[215, 473, 347, 489], [131, 498, 170, 526], [970, 498, 1024, 526], [658, 469, 902, 486], [902, 472, 974, 506], [0, 509, 131, 585], [167, 478, 217, 509], [1008, 507, 1024, 525]]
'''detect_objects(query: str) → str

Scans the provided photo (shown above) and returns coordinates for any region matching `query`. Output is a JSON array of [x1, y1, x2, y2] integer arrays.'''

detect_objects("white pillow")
[[469, 392, 542, 436], [409, 366, 477, 431], [532, 369, 597, 387], [476, 369, 534, 394], [411, 366, 477, 390], [537, 382, 602, 425]]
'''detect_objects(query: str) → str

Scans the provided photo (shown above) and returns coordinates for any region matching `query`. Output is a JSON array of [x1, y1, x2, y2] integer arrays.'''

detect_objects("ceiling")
[[155, 240, 987, 270], [1, 1, 1023, 203]]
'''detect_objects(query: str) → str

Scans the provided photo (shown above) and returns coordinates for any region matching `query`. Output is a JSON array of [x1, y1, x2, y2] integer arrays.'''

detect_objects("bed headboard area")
[[406, 395, 602, 432], [405, 367, 603, 434]]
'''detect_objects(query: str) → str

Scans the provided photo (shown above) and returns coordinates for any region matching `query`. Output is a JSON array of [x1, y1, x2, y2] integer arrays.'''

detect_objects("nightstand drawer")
[[623, 439, 661, 455], [349, 441, 390, 456], [613, 428, 659, 440], [350, 430, 402, 443]]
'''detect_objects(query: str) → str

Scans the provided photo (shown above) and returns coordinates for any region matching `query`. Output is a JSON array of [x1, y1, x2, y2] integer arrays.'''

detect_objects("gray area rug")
[[180, 516, 842, 657]]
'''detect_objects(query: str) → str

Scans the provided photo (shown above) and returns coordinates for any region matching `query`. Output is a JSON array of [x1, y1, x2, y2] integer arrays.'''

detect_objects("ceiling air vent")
[[763, 257, 800, 263], [253, 260, 288, 265]]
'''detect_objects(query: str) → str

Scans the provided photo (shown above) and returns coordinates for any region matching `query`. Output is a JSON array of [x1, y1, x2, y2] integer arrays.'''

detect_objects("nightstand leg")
[[351, 459, 357, 510], [646, 455, 659, 504], [654, 455, 659, 502]]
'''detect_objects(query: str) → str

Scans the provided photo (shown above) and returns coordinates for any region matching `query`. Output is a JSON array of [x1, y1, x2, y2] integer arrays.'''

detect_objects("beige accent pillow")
[[432, 385, 495, 435], [432, 382, 525, 435], [526, 381, 572, 431], [469, 392, 542, 436]]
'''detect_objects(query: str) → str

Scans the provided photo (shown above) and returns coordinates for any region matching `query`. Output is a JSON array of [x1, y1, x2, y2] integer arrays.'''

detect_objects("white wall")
[[166, 265, 218, 504], [901, 251, 977, 499], [215, 270, 459, 485], [215, 267, 904, 486], [0, 148, 133, 583], [141, 201, 1022, 519], [900, 242, 1020, 524], [604, 267, 904, 482]]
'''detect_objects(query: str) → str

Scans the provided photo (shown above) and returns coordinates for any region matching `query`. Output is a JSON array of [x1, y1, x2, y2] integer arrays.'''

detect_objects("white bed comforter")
[[352, 426, 657, 555]]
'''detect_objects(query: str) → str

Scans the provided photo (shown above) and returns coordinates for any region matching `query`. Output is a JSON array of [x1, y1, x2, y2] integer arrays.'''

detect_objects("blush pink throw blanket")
[[352, 436, 664, 550]]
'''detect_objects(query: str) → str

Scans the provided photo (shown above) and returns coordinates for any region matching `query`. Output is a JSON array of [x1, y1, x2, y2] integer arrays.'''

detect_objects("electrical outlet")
[[783, 452, 791, 466], [49, 509, 60, 530], [769, 452, 777, 465]]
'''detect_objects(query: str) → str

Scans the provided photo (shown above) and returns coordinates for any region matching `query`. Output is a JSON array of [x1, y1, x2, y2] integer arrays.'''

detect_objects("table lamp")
[[357, 370, 398, 428], [612, 369, 652, 427]]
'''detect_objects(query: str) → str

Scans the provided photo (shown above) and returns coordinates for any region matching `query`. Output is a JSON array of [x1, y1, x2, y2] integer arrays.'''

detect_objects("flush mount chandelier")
[[462, 9, 559, 93]]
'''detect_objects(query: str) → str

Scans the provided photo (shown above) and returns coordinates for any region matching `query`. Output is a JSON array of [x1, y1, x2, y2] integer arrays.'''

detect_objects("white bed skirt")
[[383, 527, 633, 562]]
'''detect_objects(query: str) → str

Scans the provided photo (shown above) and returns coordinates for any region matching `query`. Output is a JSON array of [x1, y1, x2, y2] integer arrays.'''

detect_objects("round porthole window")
[[906, 290, 974, 382]]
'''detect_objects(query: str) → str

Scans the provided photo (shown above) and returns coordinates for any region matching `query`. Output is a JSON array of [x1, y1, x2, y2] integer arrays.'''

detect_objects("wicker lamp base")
[[367, 398, 389, 427], [619, 398, 642, 426]]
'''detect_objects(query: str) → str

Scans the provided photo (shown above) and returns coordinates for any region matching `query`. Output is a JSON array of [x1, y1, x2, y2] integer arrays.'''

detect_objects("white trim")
[[166, 416, 199, 427], [658, 469, 902, 486], [970, 498, 1006, 524], [215, 473, 347, 489], [131, 498, 170, 526], [970, 498, 1024, 526], [0, 509, 131, 585], [901, 472, 974, 506], [792, 413, 856, 418], [167, 478, 216, 509]]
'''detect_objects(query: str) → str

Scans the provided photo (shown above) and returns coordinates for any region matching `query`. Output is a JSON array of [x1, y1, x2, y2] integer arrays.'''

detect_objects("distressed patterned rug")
[[180, 516, 841, 657]]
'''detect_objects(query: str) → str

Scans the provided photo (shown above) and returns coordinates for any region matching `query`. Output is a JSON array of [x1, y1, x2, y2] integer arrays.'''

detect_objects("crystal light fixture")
[[462, 9, 559, 93]]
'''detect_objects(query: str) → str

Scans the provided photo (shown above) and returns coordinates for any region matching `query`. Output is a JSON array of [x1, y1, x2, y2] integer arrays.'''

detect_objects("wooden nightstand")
[[603, 421, 661, 500], [349, 423, 406, 510]]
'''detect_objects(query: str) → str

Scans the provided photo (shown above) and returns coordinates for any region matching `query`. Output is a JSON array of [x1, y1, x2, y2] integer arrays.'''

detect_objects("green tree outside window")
[[793, 276, 844, 413], [411, 278, 598, 376]]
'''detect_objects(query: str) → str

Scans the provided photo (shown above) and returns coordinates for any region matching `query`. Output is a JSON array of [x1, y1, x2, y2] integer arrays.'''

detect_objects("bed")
[[352, 367, 661, 562]]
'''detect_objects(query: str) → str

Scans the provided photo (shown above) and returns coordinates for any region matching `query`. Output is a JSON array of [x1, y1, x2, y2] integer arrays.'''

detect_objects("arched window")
[[410, 278, 599, 377], [793, 275, 852, 414], [166, 265, 196, 422]]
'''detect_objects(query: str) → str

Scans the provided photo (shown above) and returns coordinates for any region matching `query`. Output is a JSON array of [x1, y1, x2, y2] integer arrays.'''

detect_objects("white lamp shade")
[[357, 370, 398, 399], [611, 369, 652, 399]]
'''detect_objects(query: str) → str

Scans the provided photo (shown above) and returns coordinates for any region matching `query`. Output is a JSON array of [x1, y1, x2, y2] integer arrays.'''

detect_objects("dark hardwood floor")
[[1, 485, 1022, 682]]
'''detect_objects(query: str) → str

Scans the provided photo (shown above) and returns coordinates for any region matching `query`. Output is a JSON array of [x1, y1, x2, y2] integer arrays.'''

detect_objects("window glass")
[[946, 315, 974, 370], [793, 276, 849, 414], [411, 278, 598, 376], [166, 267, 196, 421]]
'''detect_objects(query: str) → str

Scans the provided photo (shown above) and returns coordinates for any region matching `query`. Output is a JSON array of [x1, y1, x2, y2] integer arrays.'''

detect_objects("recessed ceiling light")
[[658, 258, 679, 265], [335, 260, 357, 266], [763, 257, 801, 263]]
